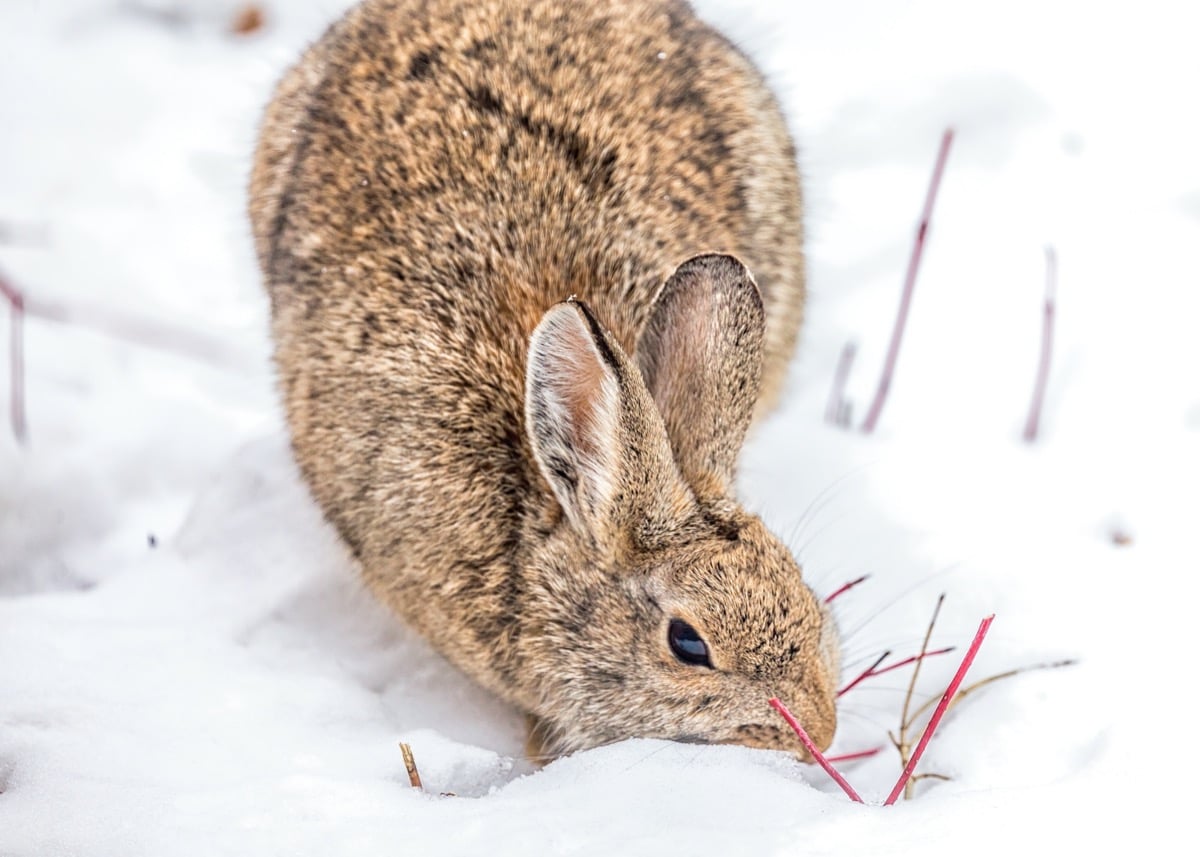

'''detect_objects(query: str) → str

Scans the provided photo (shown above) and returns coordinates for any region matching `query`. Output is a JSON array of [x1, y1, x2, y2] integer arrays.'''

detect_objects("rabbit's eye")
[[668, 619, 712, 668]]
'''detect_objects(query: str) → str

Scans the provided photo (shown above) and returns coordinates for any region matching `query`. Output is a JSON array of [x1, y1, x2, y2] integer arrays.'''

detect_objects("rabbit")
[[248, 0, 840, 759]]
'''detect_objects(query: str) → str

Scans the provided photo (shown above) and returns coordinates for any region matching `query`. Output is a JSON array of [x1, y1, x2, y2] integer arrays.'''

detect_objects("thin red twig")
[[0, 271, 26, 444], [837, 650, 891, 697], [824, 574, 870, 605], [866, 646, 956, 680], [826, 747, 883, 763], [770, 698, 864, 803], [825, 340, 857, 426], [861, 128, 955, 434], [883, 614, 995, 805], [838, 646, 955, 697], [1022, 246, 1057, 443]]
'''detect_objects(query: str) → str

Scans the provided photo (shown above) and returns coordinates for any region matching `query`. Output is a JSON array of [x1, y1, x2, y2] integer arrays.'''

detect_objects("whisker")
[[788, 487, 832, 544], [788, 495, 841, 554], [619, 740, 677, 774], [840, 685, 945, 697], [837, 633, 955, 674], [839, 564, 962, 645], [783, 466, 865, 547], [842, 631, 961, 655], [839, 702, 913, 720], [774, 465, 878, 587], [793, 509, 852, 563]]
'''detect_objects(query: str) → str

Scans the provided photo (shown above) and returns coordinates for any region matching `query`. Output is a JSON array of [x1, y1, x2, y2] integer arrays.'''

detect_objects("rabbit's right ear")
[[525, 301, 626, 539], [637, 254, 766, 498]]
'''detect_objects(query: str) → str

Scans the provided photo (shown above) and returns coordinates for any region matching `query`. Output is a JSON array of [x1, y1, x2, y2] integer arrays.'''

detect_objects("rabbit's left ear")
[[525, 301, 623, 537], [525, 299, 694, 544], [637, 254, 766, 498]]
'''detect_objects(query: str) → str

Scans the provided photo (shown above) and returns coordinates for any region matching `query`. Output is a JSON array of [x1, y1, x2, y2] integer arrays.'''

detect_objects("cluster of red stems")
[[825, 128, 1058, 443], [772, 573, 995, 805], [798, 128, 1064, 800]]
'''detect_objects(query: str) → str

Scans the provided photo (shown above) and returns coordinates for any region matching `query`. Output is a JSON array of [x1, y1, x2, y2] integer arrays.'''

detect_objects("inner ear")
[[525, 301, 623, 536], [637, 254, 766, 495]]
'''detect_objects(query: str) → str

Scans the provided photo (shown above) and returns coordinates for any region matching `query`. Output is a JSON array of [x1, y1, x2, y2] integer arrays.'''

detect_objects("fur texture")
[[250, 0, 838, 757]]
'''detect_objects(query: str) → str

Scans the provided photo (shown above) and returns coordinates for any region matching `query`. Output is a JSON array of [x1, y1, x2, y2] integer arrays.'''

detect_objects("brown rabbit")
[[249, 0, 839, 758]]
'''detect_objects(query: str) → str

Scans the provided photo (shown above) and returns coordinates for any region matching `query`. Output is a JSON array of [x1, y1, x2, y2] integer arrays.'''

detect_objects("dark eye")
[[668, 619, 712, 668]]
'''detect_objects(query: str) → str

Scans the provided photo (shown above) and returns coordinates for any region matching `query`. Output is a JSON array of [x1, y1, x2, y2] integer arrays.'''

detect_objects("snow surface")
[[2, 0, 1198, 854]]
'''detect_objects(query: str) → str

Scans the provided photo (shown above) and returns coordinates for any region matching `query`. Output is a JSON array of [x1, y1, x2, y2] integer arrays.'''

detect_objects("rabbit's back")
[[249, 0, 805, 676]]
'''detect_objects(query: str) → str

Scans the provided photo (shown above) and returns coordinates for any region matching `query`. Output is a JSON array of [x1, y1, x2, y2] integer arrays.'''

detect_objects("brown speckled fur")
[[249, 0, 839, 757]]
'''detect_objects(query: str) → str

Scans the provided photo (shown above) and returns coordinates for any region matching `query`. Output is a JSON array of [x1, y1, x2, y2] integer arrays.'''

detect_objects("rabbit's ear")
[[637, 254, 766, 497], [525, 301, 627, 538]]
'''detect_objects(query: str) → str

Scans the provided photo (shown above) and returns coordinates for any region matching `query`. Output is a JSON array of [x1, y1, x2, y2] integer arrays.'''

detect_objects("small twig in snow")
[[399, 742, 424, 790], [825, 341, 857, 427], [0, 271, 27, 444], [861, 128, 955, 434], [1022, 245, 1057, 443]]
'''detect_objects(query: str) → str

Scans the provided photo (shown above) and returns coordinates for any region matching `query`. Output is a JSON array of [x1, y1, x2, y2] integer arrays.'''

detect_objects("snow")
[[1, 0, 1197, 854]]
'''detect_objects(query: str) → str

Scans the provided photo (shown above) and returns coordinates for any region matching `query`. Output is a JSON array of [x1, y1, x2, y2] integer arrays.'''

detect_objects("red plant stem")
[[769, 697, 864, 803], [837, 650, 891, 697], [826, 747, 883, 763], [868, 646, 955, 679], [825, 340, 857, 426], [861, 128, 955, 434], [0, 272, 26, 444], [824, 574, 870, 605], [1022, 246, 1057, 443], [883, 614, 995, 806], [837, 646, 955, 697]]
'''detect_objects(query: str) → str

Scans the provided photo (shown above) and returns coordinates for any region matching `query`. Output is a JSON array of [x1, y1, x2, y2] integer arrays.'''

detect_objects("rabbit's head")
[[520, 254, 838, 757]]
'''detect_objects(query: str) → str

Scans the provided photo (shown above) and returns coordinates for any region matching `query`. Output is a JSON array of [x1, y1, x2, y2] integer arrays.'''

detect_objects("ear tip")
[[674, 253, 753, 283], [530, 303, 582, 355], [665, 253, 765, 317], [530, 298, 621, 375], [538, 295, 590, 324], [540, 297, 598, 325]]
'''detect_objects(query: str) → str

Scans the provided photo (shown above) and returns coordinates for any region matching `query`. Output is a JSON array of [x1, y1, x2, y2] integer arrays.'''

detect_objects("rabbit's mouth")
[[671, 730, 827, 763]]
